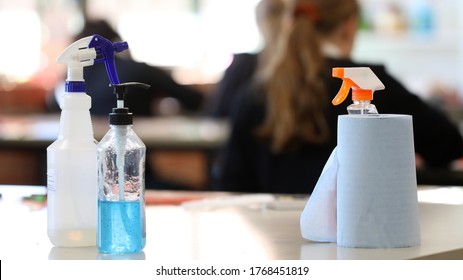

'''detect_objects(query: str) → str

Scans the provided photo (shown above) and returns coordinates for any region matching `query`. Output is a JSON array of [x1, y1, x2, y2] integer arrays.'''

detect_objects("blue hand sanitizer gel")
[[97, 82, 150, 254]]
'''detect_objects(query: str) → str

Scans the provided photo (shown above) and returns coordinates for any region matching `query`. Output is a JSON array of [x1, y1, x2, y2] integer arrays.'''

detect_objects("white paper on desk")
[[300, 115, 421, 248], [300, 148, 337, 242]]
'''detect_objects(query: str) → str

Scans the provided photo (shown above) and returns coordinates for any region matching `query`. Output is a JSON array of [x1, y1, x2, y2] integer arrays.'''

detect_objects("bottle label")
[[47, 169, 56, 192]]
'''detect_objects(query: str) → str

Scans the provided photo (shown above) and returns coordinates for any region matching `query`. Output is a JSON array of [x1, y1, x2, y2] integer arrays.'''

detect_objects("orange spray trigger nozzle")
[[331, 67, 385, 106]]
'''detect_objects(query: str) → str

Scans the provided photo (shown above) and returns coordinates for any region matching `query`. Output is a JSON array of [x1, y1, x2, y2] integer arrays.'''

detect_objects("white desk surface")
[[1, 185, 463, 260]]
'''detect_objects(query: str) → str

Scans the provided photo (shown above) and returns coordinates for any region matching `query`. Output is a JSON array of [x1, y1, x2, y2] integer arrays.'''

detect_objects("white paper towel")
[[300, 148, 338, 242], [301, 114, 421, 248]]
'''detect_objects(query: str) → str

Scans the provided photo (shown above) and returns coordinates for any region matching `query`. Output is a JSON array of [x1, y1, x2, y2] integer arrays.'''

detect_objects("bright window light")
[[200, 0, 262, 54], [117, 0, 261, 67], [118, 11, 203, 67], [0, 10, 41, 82], [115, 0, 261, 83]]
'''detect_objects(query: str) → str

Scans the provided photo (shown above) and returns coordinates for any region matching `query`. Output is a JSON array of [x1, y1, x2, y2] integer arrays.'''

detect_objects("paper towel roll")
[[337, 114, 420, 248]]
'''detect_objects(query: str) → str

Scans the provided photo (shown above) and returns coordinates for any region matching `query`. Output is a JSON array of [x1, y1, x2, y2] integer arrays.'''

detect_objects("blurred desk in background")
[[0, 114, 228, 149], [2, 114, 463, 188], [0, 114, 229, 189], [417, 167, 463, 186]]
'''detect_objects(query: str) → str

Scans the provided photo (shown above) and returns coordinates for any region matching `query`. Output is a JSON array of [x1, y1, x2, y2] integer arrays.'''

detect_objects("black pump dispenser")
[[109, 82, 150, 125]]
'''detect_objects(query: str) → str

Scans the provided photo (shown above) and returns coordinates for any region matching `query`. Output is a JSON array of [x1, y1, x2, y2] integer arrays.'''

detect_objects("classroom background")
[[1, 0, 463, 190]]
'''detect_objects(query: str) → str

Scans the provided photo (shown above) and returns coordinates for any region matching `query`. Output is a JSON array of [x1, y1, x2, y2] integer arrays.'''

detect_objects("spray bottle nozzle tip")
[[332, 68, 344, 78], [114, 42, 129, 53]]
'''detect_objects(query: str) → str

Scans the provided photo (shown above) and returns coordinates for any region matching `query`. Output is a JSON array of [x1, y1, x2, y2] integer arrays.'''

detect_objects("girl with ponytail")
[[218, 0, 463, 194]]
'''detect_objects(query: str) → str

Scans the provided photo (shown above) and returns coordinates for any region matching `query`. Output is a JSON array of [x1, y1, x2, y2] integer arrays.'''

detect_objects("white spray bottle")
[[47, 35, 128, 247]]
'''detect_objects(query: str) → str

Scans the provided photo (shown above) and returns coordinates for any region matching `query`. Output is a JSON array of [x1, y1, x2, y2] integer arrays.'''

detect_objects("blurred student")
[[217, 0, 463, 194], [48, 19, 205, 117], [207, 0, 285, 118]]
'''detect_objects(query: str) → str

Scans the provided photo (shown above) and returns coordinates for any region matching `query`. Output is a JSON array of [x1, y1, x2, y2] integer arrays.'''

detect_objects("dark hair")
[[75, 19, 121, 41]]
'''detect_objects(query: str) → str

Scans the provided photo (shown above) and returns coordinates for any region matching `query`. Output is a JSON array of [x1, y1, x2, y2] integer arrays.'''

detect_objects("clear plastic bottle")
[[97, 121, 146, 254], [347, 100, 378, 115], [97, 83, 149, 254]]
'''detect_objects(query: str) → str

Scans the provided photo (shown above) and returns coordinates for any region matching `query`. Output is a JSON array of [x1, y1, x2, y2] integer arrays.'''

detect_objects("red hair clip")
[[293, 4, 319, 22]]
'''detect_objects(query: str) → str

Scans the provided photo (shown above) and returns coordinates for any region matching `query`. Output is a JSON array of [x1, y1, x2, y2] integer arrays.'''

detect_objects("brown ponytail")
[[255, 0, 360, 152]]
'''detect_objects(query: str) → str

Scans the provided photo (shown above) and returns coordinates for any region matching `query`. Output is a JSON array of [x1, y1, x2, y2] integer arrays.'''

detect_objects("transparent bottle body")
[[47, 93, 97, 247], [97, 125, 146, 254], [347, 100, 378, 115]]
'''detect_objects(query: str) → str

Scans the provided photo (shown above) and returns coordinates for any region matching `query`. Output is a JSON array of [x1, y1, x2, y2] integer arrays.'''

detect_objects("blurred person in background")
[[216, 0, 463, 194], [47, 19, 205, 117], [207, 0, 285, 118]]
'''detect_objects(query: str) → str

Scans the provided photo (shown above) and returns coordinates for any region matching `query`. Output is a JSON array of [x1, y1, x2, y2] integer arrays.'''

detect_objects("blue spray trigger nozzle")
[[88, 34, 129, 85]]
